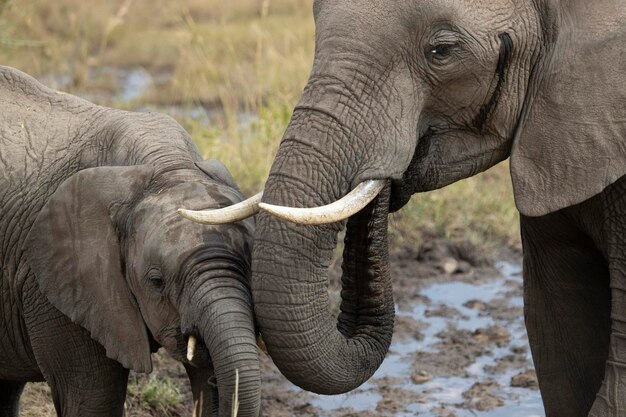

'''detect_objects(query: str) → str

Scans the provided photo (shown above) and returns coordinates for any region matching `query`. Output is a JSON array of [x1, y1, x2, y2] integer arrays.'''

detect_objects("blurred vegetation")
[[0, 0, 519, 254]]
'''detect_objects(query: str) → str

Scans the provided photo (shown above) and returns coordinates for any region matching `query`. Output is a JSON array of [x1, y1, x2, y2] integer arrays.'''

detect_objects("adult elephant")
[[0, 66, 261, 417], [181, 0, 626, 415]]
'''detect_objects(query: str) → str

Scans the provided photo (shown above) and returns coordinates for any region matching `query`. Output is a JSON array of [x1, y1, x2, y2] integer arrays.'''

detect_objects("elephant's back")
[[0, 66, 100, 182]]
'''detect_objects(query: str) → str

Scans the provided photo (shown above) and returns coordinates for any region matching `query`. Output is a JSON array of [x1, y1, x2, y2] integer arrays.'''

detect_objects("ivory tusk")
[[178, 192, 263, 225], [187, 336, 197, 361], [231, 369, 240, 417], [259, 180, 386, 225]]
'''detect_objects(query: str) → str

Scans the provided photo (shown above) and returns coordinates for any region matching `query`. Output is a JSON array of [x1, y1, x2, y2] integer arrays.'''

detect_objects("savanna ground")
[[0, 1, 541, 416]]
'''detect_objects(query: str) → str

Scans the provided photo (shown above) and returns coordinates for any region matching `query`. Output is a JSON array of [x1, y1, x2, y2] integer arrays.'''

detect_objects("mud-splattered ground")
[[260, 240, 544, 417], [21, 240, 544, 416]]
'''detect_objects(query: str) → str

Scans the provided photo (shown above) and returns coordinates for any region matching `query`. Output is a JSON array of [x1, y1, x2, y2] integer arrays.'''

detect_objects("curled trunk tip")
[[253, 182, 395, 394]]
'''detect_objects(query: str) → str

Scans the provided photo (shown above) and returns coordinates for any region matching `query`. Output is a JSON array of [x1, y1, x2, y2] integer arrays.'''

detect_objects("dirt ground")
[[258, 240, 543, 417], [20, 238, 543, 417]]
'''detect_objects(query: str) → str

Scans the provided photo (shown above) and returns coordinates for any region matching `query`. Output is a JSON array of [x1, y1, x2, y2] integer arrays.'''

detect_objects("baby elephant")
[[0, 66, 260, 417]]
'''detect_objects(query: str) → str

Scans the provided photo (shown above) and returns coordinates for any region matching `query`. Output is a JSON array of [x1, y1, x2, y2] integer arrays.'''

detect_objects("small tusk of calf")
[[178, 192, 263, 225], [231, 369, 240, 417], [187, 336, 197, 361], [259, 180, 386, 225]]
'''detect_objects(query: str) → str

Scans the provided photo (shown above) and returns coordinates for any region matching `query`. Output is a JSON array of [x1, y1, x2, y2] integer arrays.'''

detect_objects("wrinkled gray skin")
[[252, 0, 626, 416], [0, 66, 260, 417]]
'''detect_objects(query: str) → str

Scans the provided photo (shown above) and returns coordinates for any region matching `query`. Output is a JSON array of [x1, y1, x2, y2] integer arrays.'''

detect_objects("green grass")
[[0, 0, 520, 251], [127, 374, 182, 411], [389, 163, 519, 251]]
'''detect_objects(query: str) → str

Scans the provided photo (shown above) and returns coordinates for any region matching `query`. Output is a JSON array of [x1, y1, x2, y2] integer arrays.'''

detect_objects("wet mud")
[[261, 240, 544, 417]]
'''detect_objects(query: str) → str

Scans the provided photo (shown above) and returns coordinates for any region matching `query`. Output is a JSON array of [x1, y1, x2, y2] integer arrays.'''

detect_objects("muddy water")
[[39, 67, 256, 124], [262, 259, 545, 417], [40, 67, 154, 102]]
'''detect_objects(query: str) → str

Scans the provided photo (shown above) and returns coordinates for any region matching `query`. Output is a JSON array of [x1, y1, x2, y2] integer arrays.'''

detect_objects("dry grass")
[[0, 0, 314, 109], [0, 0, 519, 253], [19, 383, 56, 417], [390, 162, 519, 252]]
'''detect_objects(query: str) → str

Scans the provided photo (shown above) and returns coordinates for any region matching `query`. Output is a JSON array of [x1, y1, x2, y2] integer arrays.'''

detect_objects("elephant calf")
[[0, 66, 260, 417]]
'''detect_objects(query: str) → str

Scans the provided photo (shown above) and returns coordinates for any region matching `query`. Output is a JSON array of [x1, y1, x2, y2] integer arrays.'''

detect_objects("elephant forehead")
[[130, 220, 252, 278], [315, 0, 518, 28], [158, 181, 241, 207]]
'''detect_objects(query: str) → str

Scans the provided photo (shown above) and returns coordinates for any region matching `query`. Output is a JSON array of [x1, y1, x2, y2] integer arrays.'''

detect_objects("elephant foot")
[[588, 358, 626, 416]]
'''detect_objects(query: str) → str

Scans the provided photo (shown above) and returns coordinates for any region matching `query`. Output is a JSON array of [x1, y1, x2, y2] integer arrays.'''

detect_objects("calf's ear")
[[24, 165, 155, 373]]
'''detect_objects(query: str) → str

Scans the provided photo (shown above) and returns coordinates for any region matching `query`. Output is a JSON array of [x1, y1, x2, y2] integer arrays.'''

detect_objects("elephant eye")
[[430, 43, 455, 61], [427, 29, 461, 65], [146, 268, 165, 293]]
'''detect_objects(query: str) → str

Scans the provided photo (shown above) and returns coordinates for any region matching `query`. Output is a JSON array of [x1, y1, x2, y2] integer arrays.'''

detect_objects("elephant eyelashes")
[[146, 269, 165, 293], [426, 30, 461, 64]]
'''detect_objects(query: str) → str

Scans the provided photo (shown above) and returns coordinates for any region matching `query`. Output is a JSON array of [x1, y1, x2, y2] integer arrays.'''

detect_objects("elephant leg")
[[589, 202, 626, 416], [0, 380, 25, 417], [588, 282, 626, 417], [521, 213, 611, 417], [22, 287, 129, 417]]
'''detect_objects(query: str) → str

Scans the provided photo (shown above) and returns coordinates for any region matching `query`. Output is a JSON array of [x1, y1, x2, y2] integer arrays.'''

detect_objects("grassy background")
[[1, 0, 519, 414], [0, 0, 519, 249]]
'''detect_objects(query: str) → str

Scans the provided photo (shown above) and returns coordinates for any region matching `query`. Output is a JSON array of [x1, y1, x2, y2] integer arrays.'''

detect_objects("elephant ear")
[[195, 159, 241, 192], [24, 165, 155, 373], [510, 4, 626, 217]]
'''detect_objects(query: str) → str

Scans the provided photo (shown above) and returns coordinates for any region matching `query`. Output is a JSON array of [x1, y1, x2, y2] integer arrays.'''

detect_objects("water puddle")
[[309, 261, 545, 416], [39, 67, 259, 131], [39, 66, 169, 103]]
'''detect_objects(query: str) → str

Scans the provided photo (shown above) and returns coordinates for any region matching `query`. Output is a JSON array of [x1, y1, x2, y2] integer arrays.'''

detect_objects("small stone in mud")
[[460, 379, 505, 411], [333, 409, 379, 417], [371, 376, 404, 387], [393, 315, 426, 342], [425, 305, 464, 318], [414, 328, 488, 377], [511, 345, 528, 354], [431, 405, 458, 417], [376, 386, 424, 414], [511, 369, 539, 390], [417, 239, 490, 267], [441, 257, 459, 274], [472, 326, 510, 345], [411, 370, 433, 385], [291, 403, 320, 416], [484, 353, 529, 375], [463, 299, 487, 310]]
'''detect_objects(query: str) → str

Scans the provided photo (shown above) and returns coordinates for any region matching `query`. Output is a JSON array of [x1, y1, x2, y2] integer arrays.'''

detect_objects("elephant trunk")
[[181, 271, 261, 417], [252, 109, 395, 394]]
